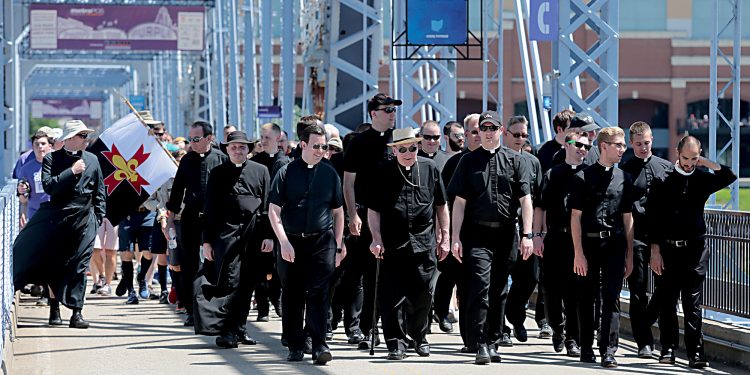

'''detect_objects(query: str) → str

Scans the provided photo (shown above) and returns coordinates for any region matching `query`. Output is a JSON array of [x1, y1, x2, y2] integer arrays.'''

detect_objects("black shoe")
[[238, 333, 257, 345], [115, 282, 127, 297], [538, 323, 553, 339], [348, 331, 365, 344], [387, 348, 406, 360], [415, 343, 430, 357], [256, 315, 270, 322], [439, 317, 453, 333], [325, 330, 333, 341], [552, 335, 564, 353], [658, 348, 675, 364], [513, 324, 528, 342], [475, 345, 490, 365], [69, 310, 90, 329], [125, 290, 139, 304], [488, 346, 502, 363], [688, 354, 708, 369], [358, 335, 380, 349], [159, 291, 169, 304], [287, 349, 304, 362], [497, 332, 513, 347], [216, 333, 238, 349], [30, 285, 43, 297], [303, 336, 313, 354], [184, 315, 194, 327], [460, 346, 477, 353], [313, 349, 332, 365], [601, 353, 617, 368], [637, 345, 653, 359], [48, 303, 64, 326], [580, 348, 597, 363], [566, 342, 581, 357], [281, 337, 289, 347]]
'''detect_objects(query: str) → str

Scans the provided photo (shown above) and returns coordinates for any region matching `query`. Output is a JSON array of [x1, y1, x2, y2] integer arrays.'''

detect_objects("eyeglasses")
[[422, 135, 441, 141], [77, 133, 89, 140], [507, 131, 528, 139], [397, 145, 418, 153], [189, 136, 205, 143], [311, 143, 329, 150], [567, 140, 592, 151], [450, 133, 465, 139], [377, 107, 397, 114], [469, 130, 479, 135], [479, 124, 501, 132], [154, 132, 165, 137], [602, 141, 627, 150]]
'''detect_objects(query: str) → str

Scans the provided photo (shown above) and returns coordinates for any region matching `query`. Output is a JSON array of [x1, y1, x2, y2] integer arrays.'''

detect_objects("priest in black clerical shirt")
[[268, 124, 345, 365], [193, 131, 272, 349], [367, 128, 450, 360]]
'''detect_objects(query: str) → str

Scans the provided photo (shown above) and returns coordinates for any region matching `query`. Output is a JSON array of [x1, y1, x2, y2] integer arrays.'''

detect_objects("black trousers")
[[176, 210, 201, 315], [329, 234, 364, 335], [577, 235, 626, 355], [541, 231, 579, 344], [462, 223, 517, 348], [277, 230, 336, 355], [433, 254, 466, 340], [657, 238, 709, 358], [380, 248, 436, 351], [626, 240, 660, 349], [255, 251, 281, 317], [506, 253, 540, 328]]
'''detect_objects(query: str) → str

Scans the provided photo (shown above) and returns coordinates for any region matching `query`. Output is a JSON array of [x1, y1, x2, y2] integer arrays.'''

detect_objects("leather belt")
[[288, 230, 326, 238], [666, 239, 689, 248], [585, 230, 621, 239], [473, 220, 502, 228]]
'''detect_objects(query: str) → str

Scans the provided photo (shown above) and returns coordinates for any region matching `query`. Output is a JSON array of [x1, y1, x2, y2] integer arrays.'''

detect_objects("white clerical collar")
[[482, 144, 500, 154], [68, 150, 80, 156], [674, 162, 695, 176], [405, 166, 411, 171], [234, 162, 244, 167], [307, 163, 314, 169], [597, 161, 612, 171], [428, 153, 434, 157], [267, 151, 276, 158], [380, 131, 385, 136], [566, 162, 580, 169]]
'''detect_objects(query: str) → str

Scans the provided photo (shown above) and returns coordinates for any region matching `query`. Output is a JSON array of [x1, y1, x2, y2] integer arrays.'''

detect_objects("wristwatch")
[[336, 248, 343, 254], [522, 233, 534, 239]]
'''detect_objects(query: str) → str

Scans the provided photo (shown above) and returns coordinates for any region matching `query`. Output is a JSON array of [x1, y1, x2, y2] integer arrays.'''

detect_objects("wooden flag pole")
[[113, 89, 178, 166]]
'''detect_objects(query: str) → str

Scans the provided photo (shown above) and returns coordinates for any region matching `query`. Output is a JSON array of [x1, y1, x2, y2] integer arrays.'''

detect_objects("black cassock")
[[193, 160, 270, 336], [13, 149, 106, 309]]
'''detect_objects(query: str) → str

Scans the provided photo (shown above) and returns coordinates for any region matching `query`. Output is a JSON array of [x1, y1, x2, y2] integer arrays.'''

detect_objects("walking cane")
[[370, 247, 382, 356]]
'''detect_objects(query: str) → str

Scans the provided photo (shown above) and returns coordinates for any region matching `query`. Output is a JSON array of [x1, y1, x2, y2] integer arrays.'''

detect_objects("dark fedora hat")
[[224, 131, 253, 144]]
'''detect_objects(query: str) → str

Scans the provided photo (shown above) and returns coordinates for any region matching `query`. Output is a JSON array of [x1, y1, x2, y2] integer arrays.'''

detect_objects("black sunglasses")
[[189, 136, 205, 143], [397, 145, 418, 153], [311, 143, 329, 150], [479, 124, 500, 132], [567, 140, 592, 151], [377, 107, 397, 114], [422, 135, 441, 141], [154, 132, 165, 137], [77, 133, 89, 139], [507, 131, 528, 139]]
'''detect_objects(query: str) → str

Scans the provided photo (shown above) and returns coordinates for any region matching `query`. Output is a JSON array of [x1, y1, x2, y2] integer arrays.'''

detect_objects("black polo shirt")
[[342, 128, 393, 207], [536, 162, 584, 231], [418, 149, 449, 173], [369, 157, 447, 253], [647, 164, 736, 244], [568, 163, 634, 233], [447, 146, 532, 226], [620, 155, 672, 242], [269, 159, 344, 235]]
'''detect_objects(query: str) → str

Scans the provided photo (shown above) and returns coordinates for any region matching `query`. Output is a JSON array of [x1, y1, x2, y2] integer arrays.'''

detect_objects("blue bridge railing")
[[0, 182, 20, 365]]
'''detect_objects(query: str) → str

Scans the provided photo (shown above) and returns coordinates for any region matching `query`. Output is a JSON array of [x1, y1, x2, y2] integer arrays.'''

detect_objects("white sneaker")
[[98, 284, 112, 296]]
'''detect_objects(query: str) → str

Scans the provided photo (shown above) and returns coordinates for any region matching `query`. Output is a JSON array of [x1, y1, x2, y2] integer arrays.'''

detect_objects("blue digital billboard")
[[406, 0, 468, 45]]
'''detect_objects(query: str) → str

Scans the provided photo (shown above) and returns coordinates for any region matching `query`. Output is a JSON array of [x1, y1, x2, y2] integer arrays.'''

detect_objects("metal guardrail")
[[624, 209, 750, 320], [0, 182, 20, 364]]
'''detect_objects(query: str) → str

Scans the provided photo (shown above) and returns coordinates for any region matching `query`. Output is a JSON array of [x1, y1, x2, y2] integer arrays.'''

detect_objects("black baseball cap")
[[479, 111, 502, 127], [367, 93, 403, 113], [570, 112, 600, 132]]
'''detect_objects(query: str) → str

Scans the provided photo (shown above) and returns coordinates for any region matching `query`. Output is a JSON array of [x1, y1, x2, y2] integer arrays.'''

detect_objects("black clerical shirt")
[[620, 155, 672, 242], [536, 162, 583, 231], [418, 149, 449, 173], [568, 162, 634, 233], [536, 139, 565, 173], [647, 164, 736, 244], [448, 146, 532, 225], [369, 157, 447, 253], [269, 159, 343, 235], [251, 150, 290, 180], [167, 147, 227, 214], [343, 128, 393, 207]]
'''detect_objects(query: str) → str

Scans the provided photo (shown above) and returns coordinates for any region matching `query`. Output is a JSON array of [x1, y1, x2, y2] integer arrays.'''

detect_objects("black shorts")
[[150, 217, 167, 254], [118, 225, 153, 252]]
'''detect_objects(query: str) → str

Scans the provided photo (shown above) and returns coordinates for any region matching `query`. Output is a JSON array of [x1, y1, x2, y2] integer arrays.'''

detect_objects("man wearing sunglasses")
[[569, 126, 635, 368], [418, 121, 449, 171], [501, 116, 550, 345], [167, 121, 228, 327], [551, 113, 601, 169], [532, 132, 590, 358], [341, 93, 401, 349], [435, 113, 480, 339], [619, 121, 672, 360], [536, 109, 576, 173], [367, 128, 449, 360], [448, 111, 534, 364], [443, 121, 465, 157], [14, 119, 105, 329]]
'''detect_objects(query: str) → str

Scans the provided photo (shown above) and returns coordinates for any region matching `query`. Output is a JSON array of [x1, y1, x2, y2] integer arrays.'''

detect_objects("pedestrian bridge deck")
[[9, 286, 745, 375]]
